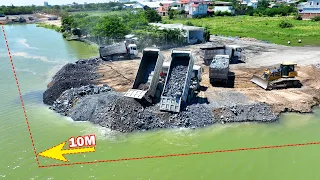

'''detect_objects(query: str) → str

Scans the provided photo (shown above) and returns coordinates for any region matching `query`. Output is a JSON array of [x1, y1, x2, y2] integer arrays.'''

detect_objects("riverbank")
[[36, 23, 61, 32], [43, 36, 320, 133]]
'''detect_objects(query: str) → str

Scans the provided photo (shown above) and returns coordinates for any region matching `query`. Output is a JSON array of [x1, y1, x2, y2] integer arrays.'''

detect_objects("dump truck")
[[225, 45, 243, 64], [251, 62, 301, 90], [209, 55, 230, 85], [162, 62, 203, 91], [99, 41, 138, 61], [159, 50, 194, 113], [124, 48, 164, 103], [200, 45, 225, 65], [200, 44, 243, 65]]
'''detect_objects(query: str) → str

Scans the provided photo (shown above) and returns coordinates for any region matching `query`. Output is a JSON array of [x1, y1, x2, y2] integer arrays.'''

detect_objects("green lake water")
[[1, 24, 320, 180]]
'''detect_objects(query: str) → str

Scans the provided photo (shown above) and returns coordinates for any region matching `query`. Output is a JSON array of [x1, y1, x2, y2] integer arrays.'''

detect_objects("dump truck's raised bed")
[[200, 45, 225, 65], [124, 48, 164, 102], [159, 50, 194, 113]]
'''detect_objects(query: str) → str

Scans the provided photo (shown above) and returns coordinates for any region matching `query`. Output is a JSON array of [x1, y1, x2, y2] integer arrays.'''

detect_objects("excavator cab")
[[251, 62, 299, 90]]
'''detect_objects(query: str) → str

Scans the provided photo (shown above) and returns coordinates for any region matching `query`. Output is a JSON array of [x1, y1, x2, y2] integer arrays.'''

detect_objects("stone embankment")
[[44, 58, 278, 133]]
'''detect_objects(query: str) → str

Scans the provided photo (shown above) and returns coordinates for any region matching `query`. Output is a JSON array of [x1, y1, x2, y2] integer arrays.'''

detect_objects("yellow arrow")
[[37, 141, 95, 162]]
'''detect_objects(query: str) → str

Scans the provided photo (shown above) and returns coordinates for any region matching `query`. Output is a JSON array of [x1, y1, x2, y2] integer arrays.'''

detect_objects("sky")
[[1, 0, 111, 6]]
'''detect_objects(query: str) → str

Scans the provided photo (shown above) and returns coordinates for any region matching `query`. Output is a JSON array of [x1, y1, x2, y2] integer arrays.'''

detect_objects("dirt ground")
[[96, 59, 140, 92], [34, 13, 62, 27], [96, 36, 320, 114]]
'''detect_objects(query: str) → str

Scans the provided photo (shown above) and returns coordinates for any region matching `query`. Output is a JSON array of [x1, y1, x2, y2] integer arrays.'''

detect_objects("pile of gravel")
[[71, 95, 215, 132], [50, 83, 215, 132], [176, 104, 215, 127], [212, 102, 278, 123], [50, 84, 113, 115], [210, 56, 229, 69], [43, 57, 103, 105], [162, 57, 189, 97], [93, 96, 145, 132]]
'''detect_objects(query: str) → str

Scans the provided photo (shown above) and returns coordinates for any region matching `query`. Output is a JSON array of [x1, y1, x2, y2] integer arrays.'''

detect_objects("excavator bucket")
[[250, 75, 269, 89]]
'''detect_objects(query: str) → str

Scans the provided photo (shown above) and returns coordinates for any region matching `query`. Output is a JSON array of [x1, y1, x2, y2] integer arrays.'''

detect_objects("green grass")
[[36, 23, 61, 32], [165, 16, 320, 46]]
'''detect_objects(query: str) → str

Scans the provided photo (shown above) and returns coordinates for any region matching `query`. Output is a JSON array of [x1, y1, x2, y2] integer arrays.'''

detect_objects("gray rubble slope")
[[50, 84, 278, 133], [51, 84, 216, 132], [43, 57, 102, 105]]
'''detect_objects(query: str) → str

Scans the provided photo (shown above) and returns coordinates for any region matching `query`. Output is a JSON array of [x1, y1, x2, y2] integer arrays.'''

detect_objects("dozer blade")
[[250, 75, 269, 89]]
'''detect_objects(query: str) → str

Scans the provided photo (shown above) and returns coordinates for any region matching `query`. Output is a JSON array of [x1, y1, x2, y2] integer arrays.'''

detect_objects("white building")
[[213, 1, 235, 13], [149, 23, 205, 44], [134, 1, 162, 10], [243, 0, 259, 8], [120, 0, 132, 3]]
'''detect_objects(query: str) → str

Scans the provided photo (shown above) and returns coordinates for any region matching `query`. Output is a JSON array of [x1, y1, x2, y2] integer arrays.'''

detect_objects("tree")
[[168, 7, 174, 19], [204, 26, 210, 42], [53, 5, 61, 10], [61, 13, 76, 32], [257, 0, 270, 9], [143, 9, 161, 22], [93, 16, 129, 39]]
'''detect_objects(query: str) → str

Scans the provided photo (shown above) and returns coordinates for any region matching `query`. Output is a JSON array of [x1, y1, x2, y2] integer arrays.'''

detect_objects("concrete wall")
[[188, 30, 204, 44], [300, 12, 320, 19], [213, 6, 233, 13]]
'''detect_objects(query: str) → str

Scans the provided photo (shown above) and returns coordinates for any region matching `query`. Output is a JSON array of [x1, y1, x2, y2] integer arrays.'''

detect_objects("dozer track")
[[267, 78, 301, 90], [251, 75, 301, 90]]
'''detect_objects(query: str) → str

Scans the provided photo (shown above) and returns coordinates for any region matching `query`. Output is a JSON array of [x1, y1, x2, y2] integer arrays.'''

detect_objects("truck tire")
[[210, 78, 214, 84], [100, 54, 104, 60], [130, 55, 134, 60], [112, 56, 118, 61], [106, 56, 112, 61]]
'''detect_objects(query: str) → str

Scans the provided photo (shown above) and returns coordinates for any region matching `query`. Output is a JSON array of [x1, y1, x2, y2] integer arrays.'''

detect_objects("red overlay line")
[[1, 26, 40, 167], [2, 25, 320, 169], [39, 141, 320, 168]]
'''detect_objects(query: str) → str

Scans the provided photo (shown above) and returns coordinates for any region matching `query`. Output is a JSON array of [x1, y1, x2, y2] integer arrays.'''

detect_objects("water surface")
[[1, 24, 320, 180]]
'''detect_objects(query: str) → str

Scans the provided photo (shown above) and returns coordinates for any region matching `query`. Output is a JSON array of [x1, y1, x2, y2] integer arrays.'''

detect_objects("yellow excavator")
[[251, 62, 301, 90]]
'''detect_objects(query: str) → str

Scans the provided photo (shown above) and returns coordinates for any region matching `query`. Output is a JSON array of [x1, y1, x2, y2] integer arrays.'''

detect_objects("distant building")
[[241, 0, 259, 8], [298, 0, 320, 19], [150, 23, 205, 44], [123, 4, 134, 9], [157, 1, 180, 16], [44, 1, 49, 6], [0, 15, 8, 25], [189, 3, 208, 17], [133, 1, 161, 10], [213, 1, 234, 14]]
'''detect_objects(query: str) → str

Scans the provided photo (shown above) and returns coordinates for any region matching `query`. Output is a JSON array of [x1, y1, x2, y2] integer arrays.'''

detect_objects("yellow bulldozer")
[[251, 62, 301, 90]]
